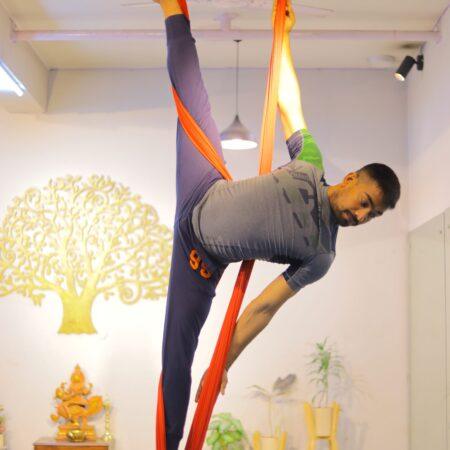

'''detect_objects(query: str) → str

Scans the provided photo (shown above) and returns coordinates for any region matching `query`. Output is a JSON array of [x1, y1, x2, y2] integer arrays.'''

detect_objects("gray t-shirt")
[[191, 129, 339, 292]]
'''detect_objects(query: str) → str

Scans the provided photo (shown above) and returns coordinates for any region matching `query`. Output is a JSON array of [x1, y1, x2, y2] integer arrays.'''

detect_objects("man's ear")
[[342, 171, 359, 186]]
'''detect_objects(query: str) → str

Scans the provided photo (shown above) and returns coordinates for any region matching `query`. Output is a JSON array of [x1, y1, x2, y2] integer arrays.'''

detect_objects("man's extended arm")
[[196, 252, 333, 401], [195, 275, 294, 401], [278, 2, 324, 170], [224, 275, 295, 370], [277, 3, 307, 138]]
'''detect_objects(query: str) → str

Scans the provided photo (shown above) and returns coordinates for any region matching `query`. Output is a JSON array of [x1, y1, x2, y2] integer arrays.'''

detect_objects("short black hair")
[[358, 163, 401, 209]]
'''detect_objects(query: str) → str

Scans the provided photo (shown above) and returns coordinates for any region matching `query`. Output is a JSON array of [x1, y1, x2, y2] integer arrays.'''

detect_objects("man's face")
[[329, 172, 387, 227]]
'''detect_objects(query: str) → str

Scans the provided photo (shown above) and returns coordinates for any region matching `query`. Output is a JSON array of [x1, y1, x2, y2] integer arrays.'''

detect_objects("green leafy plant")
[[0, 405, 5, 434], [308, 337, 344, 407], [248, 374, 297, 436], [206, 412, 249, 450]]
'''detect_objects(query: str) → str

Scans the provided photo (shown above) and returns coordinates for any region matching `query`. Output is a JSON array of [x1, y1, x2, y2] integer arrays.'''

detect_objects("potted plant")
[[306, 337, 344, 437], [206, 412, 249, 450], [0, 405, 5, 448], [248, 374, 296, 450]]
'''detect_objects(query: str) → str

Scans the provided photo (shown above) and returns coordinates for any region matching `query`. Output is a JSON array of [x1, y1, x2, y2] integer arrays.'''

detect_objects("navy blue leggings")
[[161, 15, 228, 450]]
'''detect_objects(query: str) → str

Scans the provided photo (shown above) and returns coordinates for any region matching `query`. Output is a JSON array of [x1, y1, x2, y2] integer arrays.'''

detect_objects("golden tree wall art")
[[0, 175, 173, 334]]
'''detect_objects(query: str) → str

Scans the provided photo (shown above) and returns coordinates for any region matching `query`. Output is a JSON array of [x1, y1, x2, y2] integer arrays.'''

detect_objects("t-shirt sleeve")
[[282, 253, 334, 293], [286, 128, 324, 171]]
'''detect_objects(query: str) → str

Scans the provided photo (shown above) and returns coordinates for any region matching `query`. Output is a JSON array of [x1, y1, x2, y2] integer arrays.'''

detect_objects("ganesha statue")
[[50, 365, 103, 441]]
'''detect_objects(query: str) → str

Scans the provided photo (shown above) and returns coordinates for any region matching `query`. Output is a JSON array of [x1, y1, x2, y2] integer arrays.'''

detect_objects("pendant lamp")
[[220, 40, 257, 150]]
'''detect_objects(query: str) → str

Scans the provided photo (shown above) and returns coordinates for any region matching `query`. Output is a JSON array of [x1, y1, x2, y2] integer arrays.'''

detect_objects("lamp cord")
[[234, 39, 241, 116]]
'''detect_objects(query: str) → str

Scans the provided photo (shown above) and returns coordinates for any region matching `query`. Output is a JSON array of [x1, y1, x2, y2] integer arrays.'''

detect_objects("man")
[[156, 1, 401, 448]]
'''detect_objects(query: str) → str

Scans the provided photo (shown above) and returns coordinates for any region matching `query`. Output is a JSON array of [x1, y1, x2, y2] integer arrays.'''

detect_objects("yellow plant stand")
[[304, 402, 340, 450], [253, 428, 286, 450]]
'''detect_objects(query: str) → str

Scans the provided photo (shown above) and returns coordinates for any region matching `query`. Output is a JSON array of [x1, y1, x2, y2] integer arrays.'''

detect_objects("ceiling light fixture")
[[0, 61, 25, 97], [220, 39, 257, 151], [395, 54, 424, 81]]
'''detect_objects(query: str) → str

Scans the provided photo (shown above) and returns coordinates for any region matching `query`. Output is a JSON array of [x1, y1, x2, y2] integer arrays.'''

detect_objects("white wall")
[[0, 67, 407, 450], [406, 8, 450, 450], [407, 8, 450, 230]]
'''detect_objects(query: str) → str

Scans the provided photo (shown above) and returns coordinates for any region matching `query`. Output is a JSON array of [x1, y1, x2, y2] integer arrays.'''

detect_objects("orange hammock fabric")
[[156, 0, 286, 448]]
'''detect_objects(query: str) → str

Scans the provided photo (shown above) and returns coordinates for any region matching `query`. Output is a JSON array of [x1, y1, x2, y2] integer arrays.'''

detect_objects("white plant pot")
[[313, 406, 333, 437]]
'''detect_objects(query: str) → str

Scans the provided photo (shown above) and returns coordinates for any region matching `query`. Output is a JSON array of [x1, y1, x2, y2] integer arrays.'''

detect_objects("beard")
[[339, 210, 358, 226], [329, 190, 358, 227], [338, 215, 350, 227], [329, 190, 349, 226]]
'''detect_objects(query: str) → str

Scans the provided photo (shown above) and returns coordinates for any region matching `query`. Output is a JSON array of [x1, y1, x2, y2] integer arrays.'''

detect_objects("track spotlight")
[[395, 54, 424, 81]]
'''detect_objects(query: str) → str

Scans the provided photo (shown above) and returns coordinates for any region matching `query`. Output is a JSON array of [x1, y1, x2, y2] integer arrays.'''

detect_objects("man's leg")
[[161, 231, 220, 450], [160, 11, 227, 450], [165, 13, 226, 213]]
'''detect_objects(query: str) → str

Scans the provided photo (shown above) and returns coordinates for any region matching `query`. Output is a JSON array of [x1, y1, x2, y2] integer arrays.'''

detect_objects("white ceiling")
[[0, 0, 448, 69]]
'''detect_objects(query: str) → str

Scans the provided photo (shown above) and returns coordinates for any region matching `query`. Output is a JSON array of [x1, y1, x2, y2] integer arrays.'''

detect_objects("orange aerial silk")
[[156, 0, 287, 448]]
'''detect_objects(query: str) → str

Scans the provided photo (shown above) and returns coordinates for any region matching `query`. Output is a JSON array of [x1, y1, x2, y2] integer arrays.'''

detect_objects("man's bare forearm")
[[225, 275, 294, 371], [278, 32, 307, 136], [225, 299, 276, 370]]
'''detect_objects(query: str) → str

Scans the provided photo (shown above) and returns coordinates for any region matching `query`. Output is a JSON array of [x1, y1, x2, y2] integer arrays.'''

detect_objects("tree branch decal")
[[0, 175, 173, 334]]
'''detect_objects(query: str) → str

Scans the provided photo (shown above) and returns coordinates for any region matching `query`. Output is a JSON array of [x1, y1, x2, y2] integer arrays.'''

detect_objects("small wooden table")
[[33, 438, 112, 450]]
